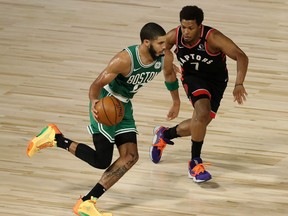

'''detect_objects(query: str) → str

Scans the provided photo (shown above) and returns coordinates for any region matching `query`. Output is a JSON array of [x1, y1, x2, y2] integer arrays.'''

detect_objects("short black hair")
[[140, 22, 166, 43], [180, 5, 204, 25]]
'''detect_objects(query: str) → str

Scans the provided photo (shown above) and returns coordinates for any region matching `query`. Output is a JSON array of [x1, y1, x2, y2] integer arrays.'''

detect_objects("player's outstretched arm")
[[209, 30, 249, 104]]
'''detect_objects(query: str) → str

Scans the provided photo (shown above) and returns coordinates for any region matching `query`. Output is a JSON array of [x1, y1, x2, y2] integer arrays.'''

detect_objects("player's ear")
[[143, 39, 150, 48]]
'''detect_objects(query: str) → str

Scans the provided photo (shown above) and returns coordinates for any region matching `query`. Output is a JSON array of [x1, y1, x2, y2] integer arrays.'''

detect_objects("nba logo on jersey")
[[197, 44, 205, 51]]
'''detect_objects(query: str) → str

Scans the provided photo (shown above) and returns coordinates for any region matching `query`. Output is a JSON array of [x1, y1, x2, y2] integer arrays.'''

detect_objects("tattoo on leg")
[[100, 153, 138, 188], [111, 166, 128, 178]]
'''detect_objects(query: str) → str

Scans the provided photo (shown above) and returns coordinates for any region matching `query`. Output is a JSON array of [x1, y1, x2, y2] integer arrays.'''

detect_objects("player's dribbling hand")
[[233, 85, 248, 104], [91, 99, 100, 120]]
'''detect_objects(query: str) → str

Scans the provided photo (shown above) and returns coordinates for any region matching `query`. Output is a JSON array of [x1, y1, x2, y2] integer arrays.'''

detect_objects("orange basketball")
[[95, 96, 125, 126]]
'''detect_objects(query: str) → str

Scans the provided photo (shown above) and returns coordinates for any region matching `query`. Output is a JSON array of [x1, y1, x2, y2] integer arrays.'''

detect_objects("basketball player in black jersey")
[[150, 5, 248, 182]]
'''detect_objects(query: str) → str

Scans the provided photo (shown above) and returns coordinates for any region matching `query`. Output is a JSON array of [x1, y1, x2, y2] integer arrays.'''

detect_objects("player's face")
[[148, 35, 166, 60], [180, 19, 201, 44]]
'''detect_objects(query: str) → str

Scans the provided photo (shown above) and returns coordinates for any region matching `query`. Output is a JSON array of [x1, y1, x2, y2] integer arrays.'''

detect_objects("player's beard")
[[148, 44, 164, 60]]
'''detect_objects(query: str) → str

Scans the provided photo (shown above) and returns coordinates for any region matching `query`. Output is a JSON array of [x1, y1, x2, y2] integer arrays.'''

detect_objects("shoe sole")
[[73, 198, 83, 216], [26, 124, 61, 157], [188, 171, 212, 183], [149, 126, 162, 163], [78, 209, 112, 216], [78, 213, 89, 216], [149, 146, 159, 164], [78, 211, 112, 216]]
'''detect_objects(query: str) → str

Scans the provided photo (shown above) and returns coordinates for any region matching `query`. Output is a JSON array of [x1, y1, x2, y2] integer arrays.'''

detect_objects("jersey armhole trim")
[[205, 29, 221, 56]]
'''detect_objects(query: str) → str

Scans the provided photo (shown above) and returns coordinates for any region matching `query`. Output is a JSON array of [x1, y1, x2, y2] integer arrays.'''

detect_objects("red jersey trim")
[[205, 29, 221, 56], [210, 111, 216, 119], [192, 89, 211, 99], [174, 26, 180, 54]]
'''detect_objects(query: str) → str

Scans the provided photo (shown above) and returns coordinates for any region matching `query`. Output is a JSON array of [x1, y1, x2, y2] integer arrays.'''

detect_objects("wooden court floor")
[[0, 0, 288, 215]]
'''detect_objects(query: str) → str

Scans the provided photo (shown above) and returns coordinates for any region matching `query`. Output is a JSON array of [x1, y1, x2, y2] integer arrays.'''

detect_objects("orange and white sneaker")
[[73, 197, 112, 216], [26, 124, 61, 157]]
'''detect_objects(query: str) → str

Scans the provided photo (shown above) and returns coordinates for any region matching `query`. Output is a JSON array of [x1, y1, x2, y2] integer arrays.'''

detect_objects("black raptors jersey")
[[175, 25, 228, 82]]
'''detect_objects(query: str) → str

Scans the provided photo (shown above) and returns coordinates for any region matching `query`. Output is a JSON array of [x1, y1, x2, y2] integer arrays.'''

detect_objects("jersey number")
[[190, 62, 199, 71], [131, 84, 144, 93]]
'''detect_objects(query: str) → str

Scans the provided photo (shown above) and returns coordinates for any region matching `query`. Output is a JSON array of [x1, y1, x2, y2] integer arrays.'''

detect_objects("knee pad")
[[92, 133, 114, 169]]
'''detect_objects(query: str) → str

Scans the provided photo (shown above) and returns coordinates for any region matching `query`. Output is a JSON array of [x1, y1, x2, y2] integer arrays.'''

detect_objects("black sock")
[[82, 183, 106, 201], [55, 134, 73, 150], [191, 140, 203, 159], [163, 125, 180, 140]]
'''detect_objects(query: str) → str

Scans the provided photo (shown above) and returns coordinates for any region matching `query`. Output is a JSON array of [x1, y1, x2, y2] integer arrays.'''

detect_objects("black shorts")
[[181, 75, 228, 118], [93, 132, 137, 148]]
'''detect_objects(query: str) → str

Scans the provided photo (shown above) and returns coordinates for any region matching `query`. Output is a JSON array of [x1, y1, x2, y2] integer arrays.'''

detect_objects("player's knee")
[[194, 99, 211, 120], [95, 157, 112, 169], [94, 153, 113, 169], [130, 152, 139, 165], [124, 151, 139, 169], [200, 109, 211, 118], [195, 108, 211, 123]]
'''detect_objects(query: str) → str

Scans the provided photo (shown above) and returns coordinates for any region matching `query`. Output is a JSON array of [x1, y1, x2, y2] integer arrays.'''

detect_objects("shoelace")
[[192, 163, 211, 175], [152, 138, 167, 151], [89, 196, 97, 205]]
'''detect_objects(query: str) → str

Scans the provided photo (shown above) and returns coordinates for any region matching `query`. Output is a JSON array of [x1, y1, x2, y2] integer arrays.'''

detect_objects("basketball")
[[95, 96, 125, 126]]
